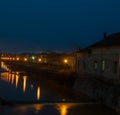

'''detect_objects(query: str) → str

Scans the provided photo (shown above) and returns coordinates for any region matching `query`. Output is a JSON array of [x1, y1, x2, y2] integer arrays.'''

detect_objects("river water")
[[0, 62, 119, 115]]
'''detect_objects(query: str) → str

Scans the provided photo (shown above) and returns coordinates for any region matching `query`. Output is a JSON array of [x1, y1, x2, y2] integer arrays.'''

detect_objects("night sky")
[[0, 0, 120, 53]]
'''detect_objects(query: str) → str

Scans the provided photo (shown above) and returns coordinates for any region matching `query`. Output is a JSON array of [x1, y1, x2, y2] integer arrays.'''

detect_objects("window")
[[94, 61, 98, 71], [101, 60, 105, 72]]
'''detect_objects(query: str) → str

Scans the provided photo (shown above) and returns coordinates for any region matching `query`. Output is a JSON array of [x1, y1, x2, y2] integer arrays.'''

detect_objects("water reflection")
[[33, 104, 43, 113], [56, 104, 75, 115], [0, 71, 41, 101], [1, 61, 10, 71], [13, 104, 43, 114], [23, 76, 27, 93], [11, 74, 14, 85], [37, 86, 40, 100], [2, 72, 10, 82], [15, 74, 19, 88]]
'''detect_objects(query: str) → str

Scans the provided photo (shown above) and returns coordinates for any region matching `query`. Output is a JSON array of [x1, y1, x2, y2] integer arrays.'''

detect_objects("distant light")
[[38, 58, 42, 62], [64, 59, 68, 64], [24, 58, 28, 61], [16, 72, 19, 75], [16, 57, 20, 61], [32, 56, 35, 60]]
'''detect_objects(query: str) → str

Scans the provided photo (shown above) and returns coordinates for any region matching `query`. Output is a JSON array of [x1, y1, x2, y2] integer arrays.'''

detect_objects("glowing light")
[[16, 57, 20, 61], [8, 74, 11, 83], [37, 86, 40, 100], [64, 59, 68, 64], [24, 58, 28, 61], [33, 104, 43, 113], [38, 58, 42, 62], [13, 58, 15, 60], [1, 57, 10, 60], [56, 104, 75, 115], [56, 104, 68, 115], [16, 75, 19, 88], [16, 72, 19, 75], [23, 76, 27, 92], [32, 56, 35, 60], [11, 74, 14, 84]]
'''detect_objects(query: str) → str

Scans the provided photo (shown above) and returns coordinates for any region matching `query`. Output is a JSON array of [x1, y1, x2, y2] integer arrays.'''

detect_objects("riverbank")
[[4, 61, 77, 87]]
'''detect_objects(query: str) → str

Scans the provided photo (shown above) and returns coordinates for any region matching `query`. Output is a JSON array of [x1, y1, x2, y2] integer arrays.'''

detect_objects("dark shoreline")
[[4, 61, 77, 88]]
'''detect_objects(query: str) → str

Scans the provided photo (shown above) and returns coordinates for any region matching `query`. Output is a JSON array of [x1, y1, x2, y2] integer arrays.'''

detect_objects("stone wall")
[[74, 77, 120, 113]]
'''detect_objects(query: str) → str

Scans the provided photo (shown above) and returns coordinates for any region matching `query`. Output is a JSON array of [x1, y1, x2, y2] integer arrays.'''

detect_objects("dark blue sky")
[[0, 0, 120, 52]]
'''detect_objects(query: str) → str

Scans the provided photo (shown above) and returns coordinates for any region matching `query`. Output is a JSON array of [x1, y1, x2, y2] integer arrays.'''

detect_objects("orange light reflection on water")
[[37, 86, 40, 100], [33, 104, 43, 113], [11, 74, 14, 85], [23, 76, 27, 93], [56, 104, 75, 115], [15, 75, 19, 88]]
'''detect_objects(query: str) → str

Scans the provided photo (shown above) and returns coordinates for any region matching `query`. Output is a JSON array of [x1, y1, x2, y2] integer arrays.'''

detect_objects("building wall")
[[76, 48, 120, 80], [76, 53, 86, 74]]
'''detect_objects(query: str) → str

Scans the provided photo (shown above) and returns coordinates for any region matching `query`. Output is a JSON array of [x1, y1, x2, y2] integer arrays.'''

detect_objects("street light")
[[24, 58, 28, 61], [38, 58, 42, 62], [64, 59, 68, 64], [16, 57, 20, 61], [32, 56, 35, 60]]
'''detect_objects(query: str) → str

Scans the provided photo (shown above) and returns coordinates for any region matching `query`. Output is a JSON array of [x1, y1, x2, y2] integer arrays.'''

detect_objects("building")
[[76, 32, 120, 80]]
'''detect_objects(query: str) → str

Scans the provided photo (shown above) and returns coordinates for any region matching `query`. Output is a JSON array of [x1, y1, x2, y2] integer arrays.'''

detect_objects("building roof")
[[89, 32, 120, 48], [74, 48, 91, 54]]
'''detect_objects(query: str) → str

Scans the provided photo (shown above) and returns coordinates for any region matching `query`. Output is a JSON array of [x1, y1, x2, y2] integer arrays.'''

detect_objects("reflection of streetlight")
[[37, 86, 40, 100], [56, 104, 74, 115], [23, 76, 27, 92], [11, 74, 14, 84], [16, 75, 19, 88], [33, 104, 43, 113], [64, 59, 68, 64]]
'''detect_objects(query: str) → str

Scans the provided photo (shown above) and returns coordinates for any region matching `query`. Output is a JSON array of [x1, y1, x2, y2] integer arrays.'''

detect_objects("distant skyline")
[[0, 0, 120, 53]]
